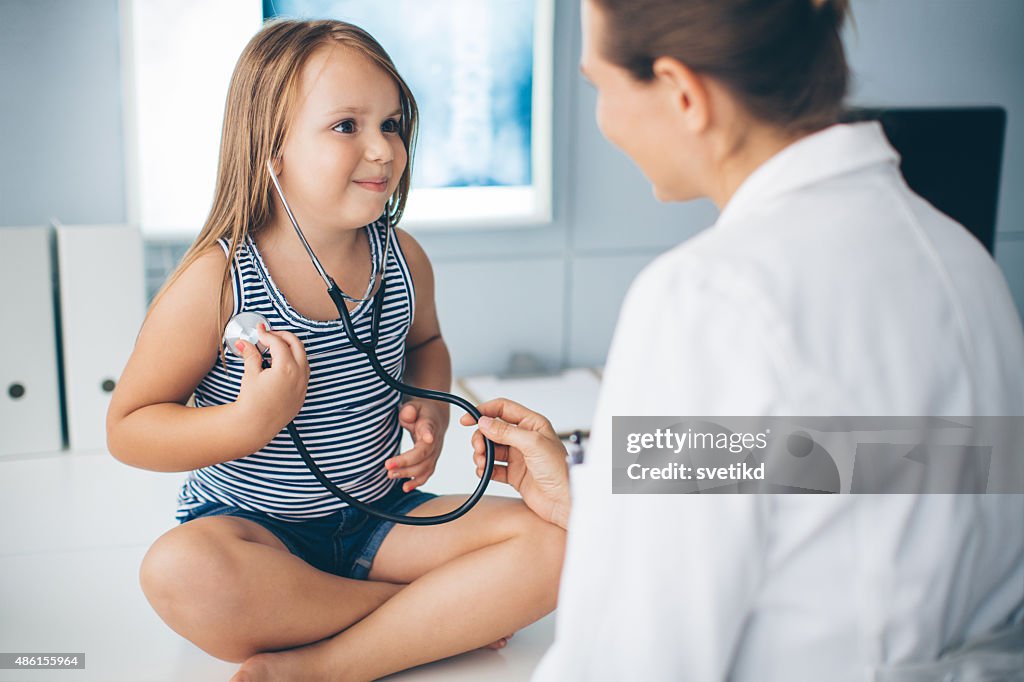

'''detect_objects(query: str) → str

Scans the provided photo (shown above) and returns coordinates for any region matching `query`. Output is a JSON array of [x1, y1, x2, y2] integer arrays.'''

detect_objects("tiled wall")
[[4, 0, 1024, 379]]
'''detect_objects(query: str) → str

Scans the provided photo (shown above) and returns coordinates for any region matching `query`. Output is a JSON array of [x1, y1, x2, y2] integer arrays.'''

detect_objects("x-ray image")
[[265, 0, 536, 190]]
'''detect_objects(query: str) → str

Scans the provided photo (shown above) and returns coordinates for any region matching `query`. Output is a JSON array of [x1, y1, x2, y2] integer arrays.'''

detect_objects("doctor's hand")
[[234, 324, 310, 435], [461, 399, 572, 530], [387, 400, 448, 492]]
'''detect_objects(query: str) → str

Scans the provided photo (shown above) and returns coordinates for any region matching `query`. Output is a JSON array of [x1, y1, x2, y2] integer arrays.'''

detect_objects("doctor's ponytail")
[[590, 0, 851, 134]]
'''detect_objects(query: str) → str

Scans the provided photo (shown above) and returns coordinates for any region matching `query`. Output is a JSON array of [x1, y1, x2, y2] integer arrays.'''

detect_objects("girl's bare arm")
[[106, 249, 277, 472], [397, 228, 452, 398]]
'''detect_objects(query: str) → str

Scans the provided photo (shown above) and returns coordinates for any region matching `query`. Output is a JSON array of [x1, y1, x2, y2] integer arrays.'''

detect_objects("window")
[[122, 0, 263, 237], [124, 0, 553, 238]]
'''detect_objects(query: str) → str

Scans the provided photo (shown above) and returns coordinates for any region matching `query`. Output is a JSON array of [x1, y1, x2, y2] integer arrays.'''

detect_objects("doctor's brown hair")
[[147, 19, 419, 366], [591, 0, 850, 133]]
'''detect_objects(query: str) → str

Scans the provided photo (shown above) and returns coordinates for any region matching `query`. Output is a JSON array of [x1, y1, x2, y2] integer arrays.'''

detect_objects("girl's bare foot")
[[229, 633, 516, 681], [483, 632, 514, 649]]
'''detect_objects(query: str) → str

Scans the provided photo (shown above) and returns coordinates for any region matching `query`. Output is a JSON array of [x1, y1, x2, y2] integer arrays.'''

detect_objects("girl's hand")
[[386, 400, 448, 492], [234, 325, 310, 434]]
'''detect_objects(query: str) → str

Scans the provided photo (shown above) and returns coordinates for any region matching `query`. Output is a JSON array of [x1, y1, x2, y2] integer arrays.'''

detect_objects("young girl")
[[106, 19, 564, 682]]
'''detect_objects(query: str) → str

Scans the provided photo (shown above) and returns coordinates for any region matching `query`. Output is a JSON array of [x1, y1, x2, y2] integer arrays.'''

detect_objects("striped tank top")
[[175, 219, 415, 521]]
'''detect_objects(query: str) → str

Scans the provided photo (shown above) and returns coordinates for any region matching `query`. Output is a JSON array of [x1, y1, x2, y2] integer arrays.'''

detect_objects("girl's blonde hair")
[[148, 18, 419, 364]]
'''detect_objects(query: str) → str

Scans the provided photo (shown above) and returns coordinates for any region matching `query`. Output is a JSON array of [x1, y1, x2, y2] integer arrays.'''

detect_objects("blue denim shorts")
[[178, 482, 438, 580]]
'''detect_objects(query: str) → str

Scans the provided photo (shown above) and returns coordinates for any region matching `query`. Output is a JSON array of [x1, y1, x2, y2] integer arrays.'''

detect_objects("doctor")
[[464, 0, 1024, 679]]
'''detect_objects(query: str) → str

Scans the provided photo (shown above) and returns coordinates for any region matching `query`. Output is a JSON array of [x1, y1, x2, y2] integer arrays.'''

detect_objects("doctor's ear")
[[652, 56, 709, 134]]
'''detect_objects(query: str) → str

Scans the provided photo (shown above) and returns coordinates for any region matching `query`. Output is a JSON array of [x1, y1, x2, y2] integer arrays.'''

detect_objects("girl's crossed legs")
[[141, 494, 565, 681]]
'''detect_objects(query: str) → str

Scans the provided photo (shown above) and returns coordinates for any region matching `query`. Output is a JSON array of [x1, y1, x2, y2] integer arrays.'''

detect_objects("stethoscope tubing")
[[263, 160, 496, 525], [284, 279, 495, 525]]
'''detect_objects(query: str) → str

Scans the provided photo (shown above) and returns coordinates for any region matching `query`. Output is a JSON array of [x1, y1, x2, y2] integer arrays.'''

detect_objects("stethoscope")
[[222, 160, 496, 526]]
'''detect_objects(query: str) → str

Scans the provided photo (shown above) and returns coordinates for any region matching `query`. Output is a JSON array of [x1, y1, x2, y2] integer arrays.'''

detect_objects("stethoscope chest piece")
[[224, 312, 272, 358]]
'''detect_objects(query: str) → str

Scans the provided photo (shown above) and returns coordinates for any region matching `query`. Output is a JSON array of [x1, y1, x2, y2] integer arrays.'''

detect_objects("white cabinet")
[[0, 226, 64, 456], [55, 224, 145, 452]]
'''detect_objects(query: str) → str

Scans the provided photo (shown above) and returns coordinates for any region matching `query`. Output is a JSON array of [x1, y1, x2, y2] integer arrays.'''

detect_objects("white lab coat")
[[532, 123, 1024, 681]]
